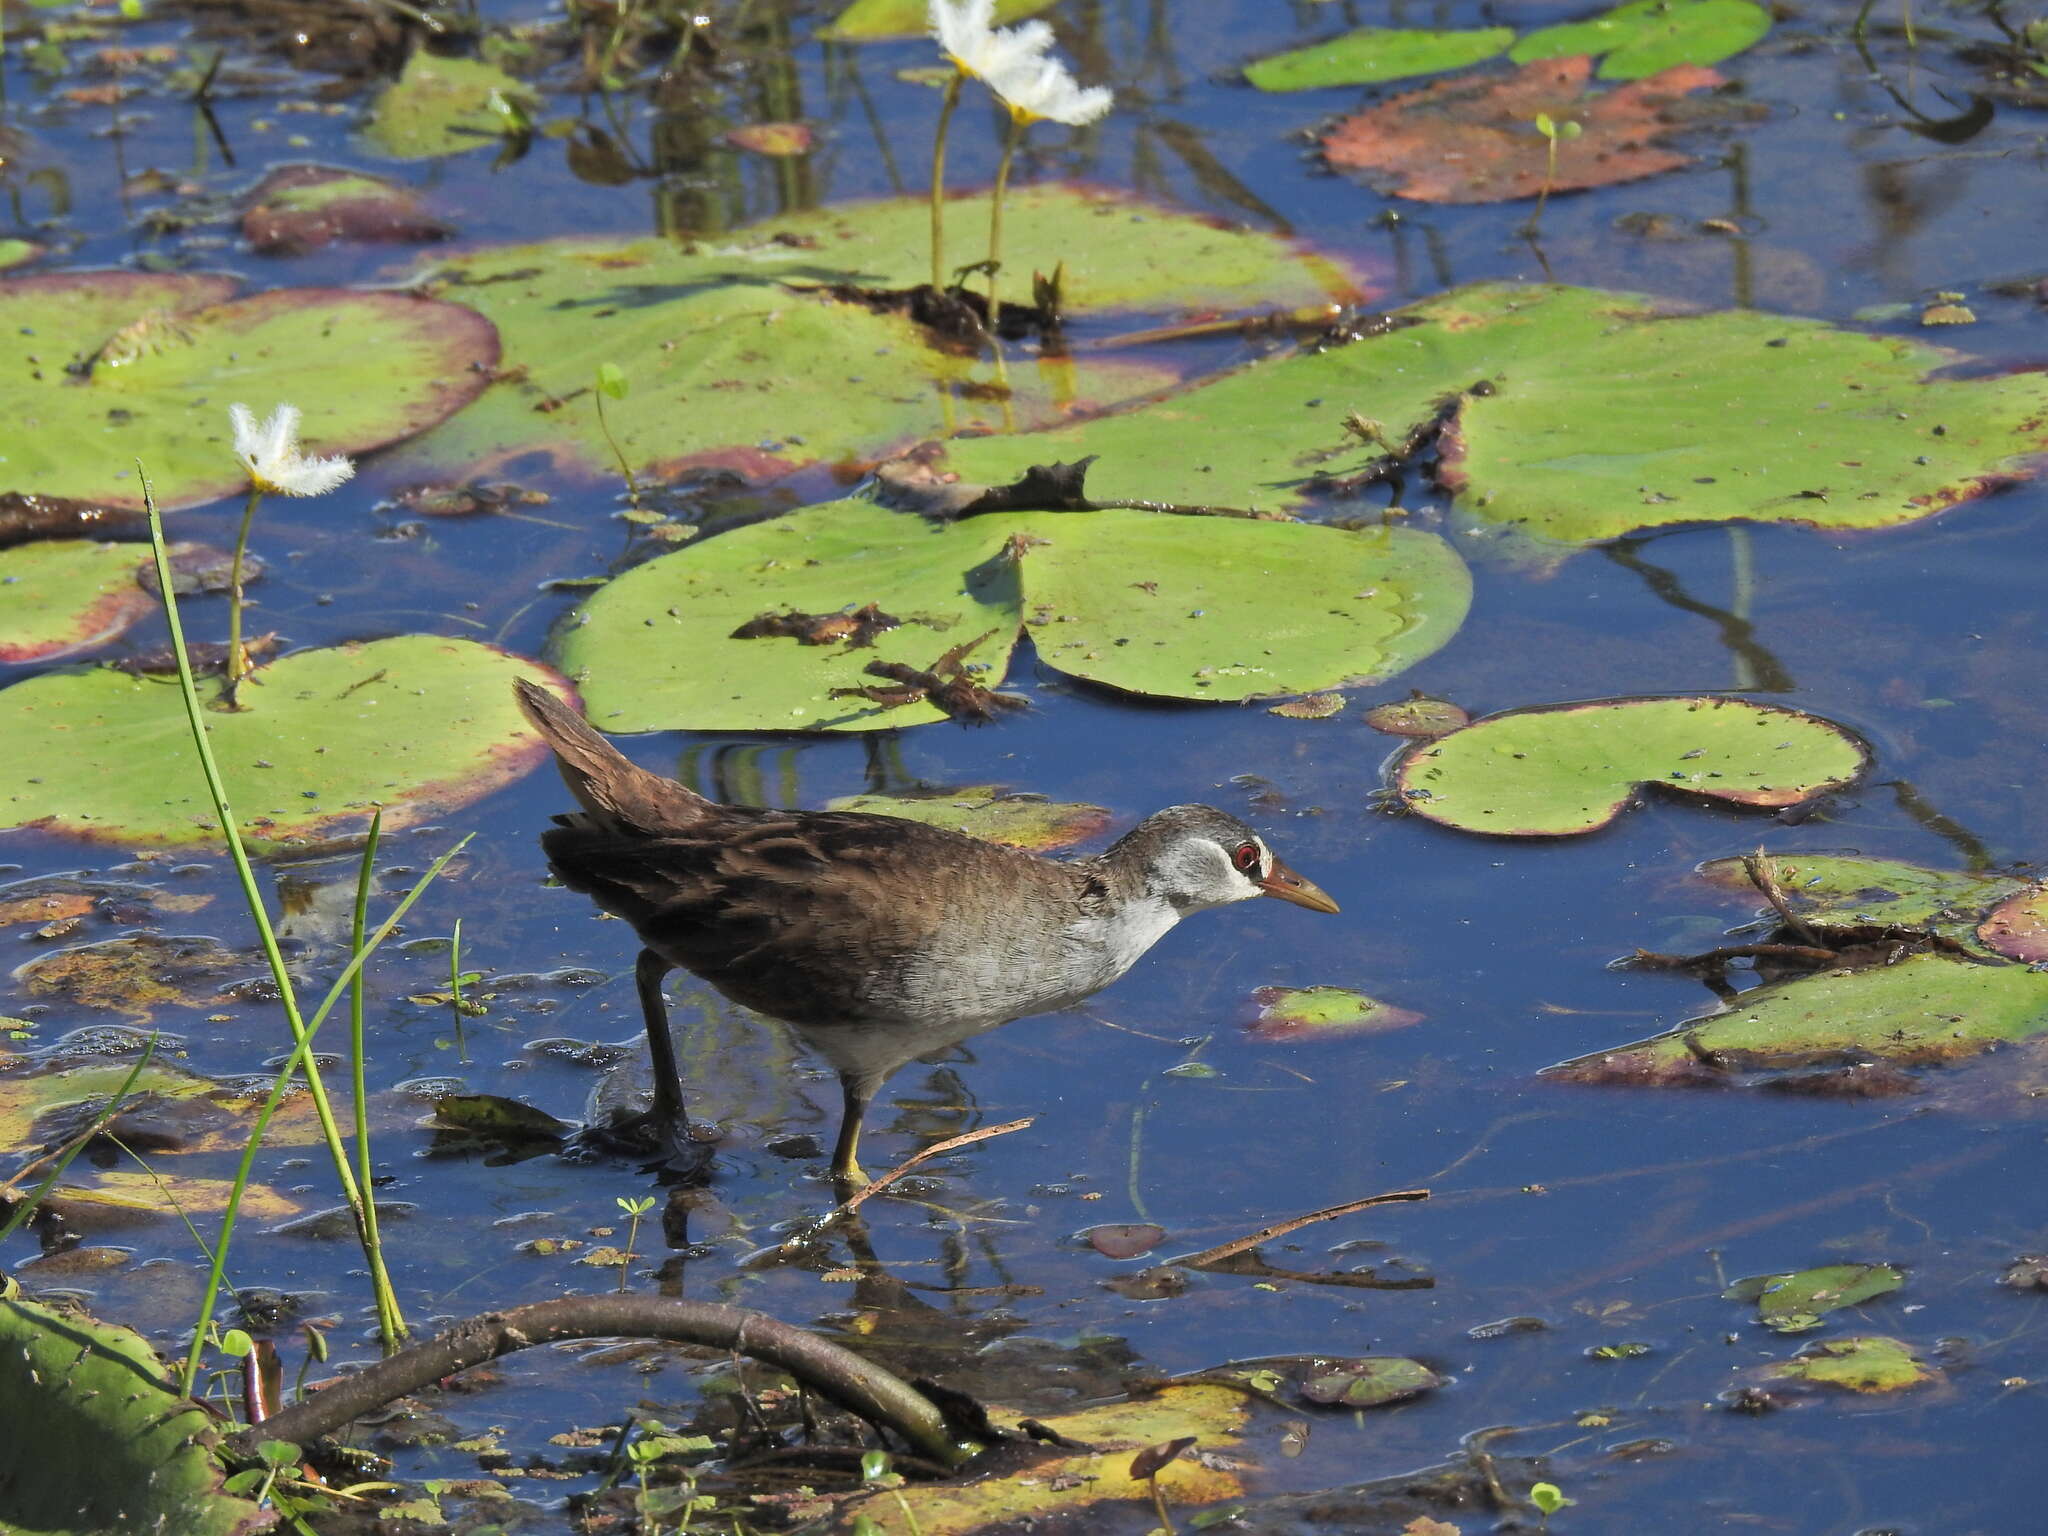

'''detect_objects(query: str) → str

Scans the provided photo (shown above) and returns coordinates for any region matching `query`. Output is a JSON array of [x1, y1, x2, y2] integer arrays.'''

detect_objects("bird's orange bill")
[[1258, 859, 1341, 914]]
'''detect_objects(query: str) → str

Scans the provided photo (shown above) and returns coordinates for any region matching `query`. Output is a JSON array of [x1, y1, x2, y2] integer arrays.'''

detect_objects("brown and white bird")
[[515, 680, 1339, 1182]]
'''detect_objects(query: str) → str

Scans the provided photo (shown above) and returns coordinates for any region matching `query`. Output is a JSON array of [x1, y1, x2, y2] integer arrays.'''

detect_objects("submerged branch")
[[227, 1296, 970, 1469]]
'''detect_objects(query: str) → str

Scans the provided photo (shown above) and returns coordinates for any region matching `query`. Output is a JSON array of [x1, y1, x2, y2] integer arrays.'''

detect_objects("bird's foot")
[[574, 1106, 719, 1175]]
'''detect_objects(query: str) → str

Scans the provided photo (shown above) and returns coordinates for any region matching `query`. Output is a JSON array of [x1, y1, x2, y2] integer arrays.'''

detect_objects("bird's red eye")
[[1233, 842, 1262, 874]]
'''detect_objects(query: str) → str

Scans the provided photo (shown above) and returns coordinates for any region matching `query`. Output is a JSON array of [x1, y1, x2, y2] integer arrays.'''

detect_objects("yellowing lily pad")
[[14, 934, 242, 1021], [0, 239, 38, 271], [1725, 1263, 1904, 1333], [396, 185, 1358, 486], [824, 785, 1112, 851], [363, 50, 540, 160], [0, 637, 565, 848], [0, 1059, 220, 1146], [558, 500, 1470, 731], [48, 1169, 303, 1224], [1246, 26, 1514, 91], [0, 271, 499, 510], [936, 283, 2048, 547], [1758, 1334, 1934, 1393], [0, 540, 161, 663], [1392, 696, 1869, 837], [1247, 985, 1423, 1040], [836, 1382, 1246, 1535], [1511, 0, 1772, 79]]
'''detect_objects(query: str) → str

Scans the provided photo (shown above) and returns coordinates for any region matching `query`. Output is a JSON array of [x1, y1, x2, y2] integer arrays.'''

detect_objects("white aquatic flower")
[[928, 0, 1053, 83], [228, 403, 355, 497], [986, 51, 1113, 126]]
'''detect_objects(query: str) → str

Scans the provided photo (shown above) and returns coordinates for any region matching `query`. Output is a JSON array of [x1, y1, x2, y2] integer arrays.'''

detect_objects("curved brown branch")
[[226, 1295, 969, 1468]]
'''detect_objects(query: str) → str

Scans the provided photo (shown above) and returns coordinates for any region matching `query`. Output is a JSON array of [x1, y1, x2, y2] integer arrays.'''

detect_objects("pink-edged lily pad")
[[1248, 986, 1423, 1041]]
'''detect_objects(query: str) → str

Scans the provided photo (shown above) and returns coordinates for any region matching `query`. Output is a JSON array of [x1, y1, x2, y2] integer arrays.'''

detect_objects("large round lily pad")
[[557, 499, 1470, 731], [1, 271, 499, 510], [363, 50, 540, 159], [1510, 0, 1772, 79], [0, 540, 160, 663], [1391, 696, 1869, 836], [394, 185, 1360, 485], [0, 637, 565, 847]]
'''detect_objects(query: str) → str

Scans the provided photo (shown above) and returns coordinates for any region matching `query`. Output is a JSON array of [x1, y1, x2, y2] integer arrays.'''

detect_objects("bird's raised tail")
[[514, 678, 710, 836]]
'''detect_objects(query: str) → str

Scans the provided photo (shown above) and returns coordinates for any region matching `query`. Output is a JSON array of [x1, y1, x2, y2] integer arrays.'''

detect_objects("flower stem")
[[225, 484, 262, 698], [986, 110, 1026, 330], [929, 70, 963, 291]]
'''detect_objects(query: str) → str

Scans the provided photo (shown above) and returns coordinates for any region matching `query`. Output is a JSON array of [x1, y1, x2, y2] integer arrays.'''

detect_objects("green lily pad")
[[822, 0, 1053, 41], [0, 239, 39, 272], [558, 500, 1470, 731], [1546, 951, 2048, 1085], [937, 283, 2048, 547], [395, 185, 1356, 485], [1, 271, 499, 510], [1726, 1264, 1904, 1333], [0, 637, 563, 848], [0, 1288, 266, 1536], [1511, 0, 1772, 79], [1696, 852, 2025, 935], [1245, 26, 1514, 91], [0, 540, 160, 663], [1247, 985, 1423, 1040], [0, 1059, 220, 1146], [242, 164, 450, 255], [363, 50, 539, 160], [825, 785, 1112, 851], [1299, 1356, 1443, 1407], [1759, 1334, 1934, 1393], [1390, 696, 1869, 837]]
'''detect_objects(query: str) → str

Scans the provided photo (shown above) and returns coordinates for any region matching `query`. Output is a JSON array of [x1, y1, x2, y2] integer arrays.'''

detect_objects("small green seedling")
[[592, 361, 642, 508], [1532, 1480, 1575, 1524], [615, 1194, 655, 1292], [1527, 113, 1582, 238]]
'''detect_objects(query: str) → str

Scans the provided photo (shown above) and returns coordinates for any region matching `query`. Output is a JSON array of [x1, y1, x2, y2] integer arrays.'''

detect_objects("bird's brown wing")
[[540, 807, 1078, 1028]]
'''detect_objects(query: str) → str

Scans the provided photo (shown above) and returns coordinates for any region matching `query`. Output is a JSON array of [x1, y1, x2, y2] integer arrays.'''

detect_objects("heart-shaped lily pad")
[[1390, 696, 1869, 836], [824, 786, 1112, 851], [1247, 985, 1423, 1040], [1511, 0, 1772, 79], [0, 540, 164, 663], [1, 271, 499, 509], [1725, 1263, 1904, 1333], [394, 184, 1358, 485], [1246, 26, 1514, 91], [363, 50, 539, 160], [557, 499, 1470, 731], [934, 283, 2048, 547], [0, 637, 565, 847]]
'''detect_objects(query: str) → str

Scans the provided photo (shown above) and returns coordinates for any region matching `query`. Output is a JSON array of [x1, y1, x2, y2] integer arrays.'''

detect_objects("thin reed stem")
[[985, 111, 1026, 328], [929, 70, 963, 290], [225, 484, 262, 696], [349, 812, 404, 1349]]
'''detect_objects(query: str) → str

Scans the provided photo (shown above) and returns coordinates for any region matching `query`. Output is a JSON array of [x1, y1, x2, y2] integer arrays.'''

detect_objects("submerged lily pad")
[[0, 1290, 265, 1536], [1245, 26, 1514, 91], [395, 185, 1356, 485], [1511, 0, 1772, 79], [1758, 1334, 1934, 1393], [0, 271, 499, 510], [1726, 1263, 1904, 1333], [0, 637, 563, 847], [1247, 985, 1423, 1040], [242, 164, 451, 255], [363, 50, 539, 159], [1697, 852, 2024, 934], [14, 934, 243, 1022], [0, 540, 162, 663], [1300, 1356, 1443, 1407], [825, 785, 1112, 851], [559, 500, 1470, 731], [1391, 696, 1869, 837], [937, 283, 2048, 548]]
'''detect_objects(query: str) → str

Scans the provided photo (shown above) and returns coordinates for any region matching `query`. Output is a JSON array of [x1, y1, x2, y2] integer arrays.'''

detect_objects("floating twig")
[[1165, 1188, 1429, 1271]]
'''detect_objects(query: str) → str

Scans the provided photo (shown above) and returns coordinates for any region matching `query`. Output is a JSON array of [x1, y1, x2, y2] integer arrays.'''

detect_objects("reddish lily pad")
[[1392, 696, 1869, 837], [1248, 985, 1423, 1041], [242, 164, 451, 255], [1322, 57, 1725, 203], [1725, 1263, 1904, 1333], [1084, 1223, 1166, 1260], [724, 122, 813, 157], [825, 786, 1112, 852], [1757, 1335, 1934, 1394], [1979, 887, 2048, 962], [1364, 693, 1469, 738], [0, 271, 499, 510], [0, 540, 162, 663], [0, 638, 566, 848]]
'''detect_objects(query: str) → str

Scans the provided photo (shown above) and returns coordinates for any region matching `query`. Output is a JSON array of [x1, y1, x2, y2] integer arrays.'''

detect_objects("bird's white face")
[[1150, 831, 1274, 913]]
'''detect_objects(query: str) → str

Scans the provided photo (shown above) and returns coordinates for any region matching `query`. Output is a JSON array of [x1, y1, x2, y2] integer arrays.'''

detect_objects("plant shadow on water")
[[6, 0, 2048, 1526]]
